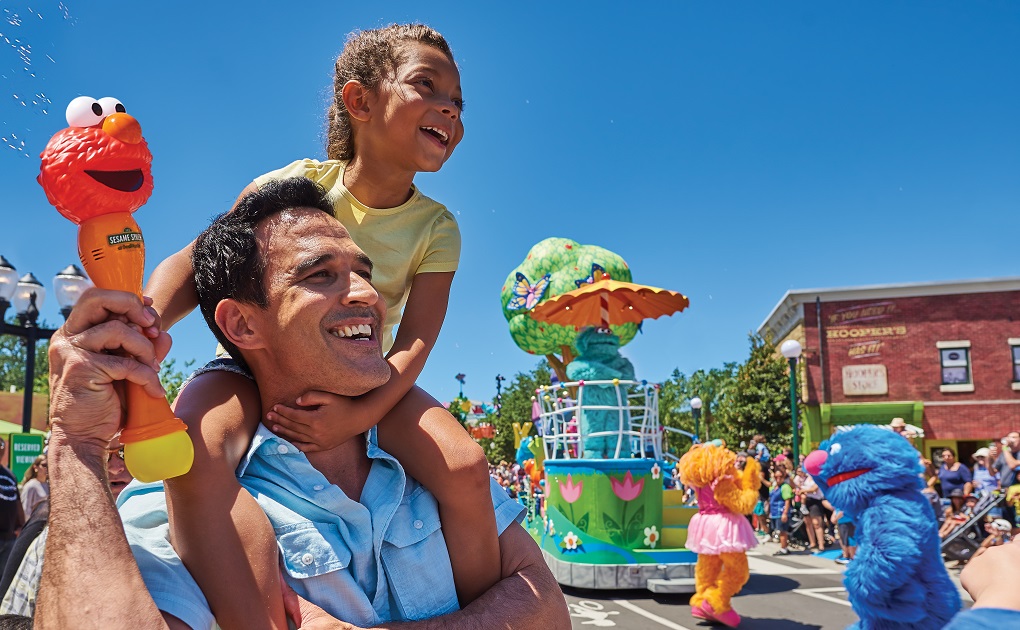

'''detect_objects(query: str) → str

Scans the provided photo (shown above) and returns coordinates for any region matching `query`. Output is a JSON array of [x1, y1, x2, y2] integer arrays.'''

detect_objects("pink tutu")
[[685, 512, 759, 554]]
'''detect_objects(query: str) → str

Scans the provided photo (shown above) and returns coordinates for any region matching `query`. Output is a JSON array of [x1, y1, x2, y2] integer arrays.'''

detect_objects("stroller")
[[940, 492, 1003, 563]]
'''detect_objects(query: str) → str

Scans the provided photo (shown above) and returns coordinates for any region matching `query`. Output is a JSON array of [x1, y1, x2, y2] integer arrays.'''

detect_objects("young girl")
[[146, 24, 498, 628], [769, 467, 793, 555]]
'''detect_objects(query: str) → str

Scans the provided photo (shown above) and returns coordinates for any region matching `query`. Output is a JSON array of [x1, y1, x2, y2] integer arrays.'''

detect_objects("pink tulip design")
[[559, 474, 583, 504], [611, 471, 645, 502]]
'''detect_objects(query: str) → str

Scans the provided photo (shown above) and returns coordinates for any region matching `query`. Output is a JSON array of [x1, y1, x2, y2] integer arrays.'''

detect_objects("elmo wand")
[[38, 96, 193, 482]]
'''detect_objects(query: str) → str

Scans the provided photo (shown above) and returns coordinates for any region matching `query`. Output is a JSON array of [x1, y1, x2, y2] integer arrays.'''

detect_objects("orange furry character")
[[678, 441, 761, 627]]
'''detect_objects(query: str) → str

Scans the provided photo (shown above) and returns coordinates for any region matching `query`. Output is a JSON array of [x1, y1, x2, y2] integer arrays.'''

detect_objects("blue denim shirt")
[[118, 424, 524, 629]]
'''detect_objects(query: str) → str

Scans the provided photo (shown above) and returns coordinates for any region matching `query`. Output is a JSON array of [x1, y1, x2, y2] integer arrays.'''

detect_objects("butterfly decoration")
[[574, 263, 610, 288], [507, 272, 552, 310]]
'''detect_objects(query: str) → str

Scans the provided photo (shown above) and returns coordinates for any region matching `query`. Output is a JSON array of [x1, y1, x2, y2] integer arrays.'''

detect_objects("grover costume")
[[804, 425, 960, 630], [566, 327, 635, 458], [678, 441, 760, 627]]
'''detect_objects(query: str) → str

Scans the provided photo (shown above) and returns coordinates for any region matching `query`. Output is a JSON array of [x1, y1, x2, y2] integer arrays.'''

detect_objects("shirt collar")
[[237, 424, 394, 478]]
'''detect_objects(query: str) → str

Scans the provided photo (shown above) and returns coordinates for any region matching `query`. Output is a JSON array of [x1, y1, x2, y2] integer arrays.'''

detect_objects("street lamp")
[[690, 397, 703, 443], [780, 339, 803, 468], [0, 256, 90, 433]]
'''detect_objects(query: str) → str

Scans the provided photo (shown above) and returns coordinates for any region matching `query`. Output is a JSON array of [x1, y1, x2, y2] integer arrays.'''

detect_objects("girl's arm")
[[146, 183, 258, 329], [164, 370, 287, 630], [269, 272, 501, 605]]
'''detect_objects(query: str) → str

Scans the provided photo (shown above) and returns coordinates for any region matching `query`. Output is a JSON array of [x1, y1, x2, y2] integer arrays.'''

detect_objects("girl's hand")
[[266, 391, 375, 452], [782, 514, 788, 523]]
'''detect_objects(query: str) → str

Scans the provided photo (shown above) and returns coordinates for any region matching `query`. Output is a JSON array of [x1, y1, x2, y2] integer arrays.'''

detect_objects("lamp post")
[[690, 397, 703, 444], [780, 339, 803, 468], [0, 256, 89, 433]]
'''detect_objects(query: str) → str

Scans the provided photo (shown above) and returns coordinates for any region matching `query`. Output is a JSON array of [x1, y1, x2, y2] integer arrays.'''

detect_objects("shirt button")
[[276, 444, 289, 454], [301, 553, 314, 566], [313, 484, 324, 491], [413, 519, 424, 529]]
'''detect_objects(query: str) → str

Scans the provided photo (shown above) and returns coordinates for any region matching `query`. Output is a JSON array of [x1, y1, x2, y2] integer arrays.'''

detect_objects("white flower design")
[[563, 531, 580, 550], [651, 463, 662, 480], [644, 525, 659, 549]]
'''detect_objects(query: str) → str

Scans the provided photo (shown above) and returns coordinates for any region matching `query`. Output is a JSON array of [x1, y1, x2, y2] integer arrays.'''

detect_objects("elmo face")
[[38, 96, 153, 224]]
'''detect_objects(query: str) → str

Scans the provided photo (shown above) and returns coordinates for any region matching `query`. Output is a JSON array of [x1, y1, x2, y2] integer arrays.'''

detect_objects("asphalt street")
[[560, 539, 972, 629]]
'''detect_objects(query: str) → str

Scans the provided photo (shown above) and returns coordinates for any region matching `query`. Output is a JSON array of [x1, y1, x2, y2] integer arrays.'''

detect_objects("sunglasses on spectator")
[[107, 446, 125, 462]]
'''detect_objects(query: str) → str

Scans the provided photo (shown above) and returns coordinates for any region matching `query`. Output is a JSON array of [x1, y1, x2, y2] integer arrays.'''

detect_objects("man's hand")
[[48, 288, 168, 447], [266, 391, 373, 452], [960, 539, 1020, 611]]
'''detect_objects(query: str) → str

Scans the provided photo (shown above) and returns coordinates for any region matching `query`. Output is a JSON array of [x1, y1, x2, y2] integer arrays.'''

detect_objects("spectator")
[[0, 471, 21, 575], [752, 434, 771, 464], [939, 489, 971, 539], [970, 519, 1014, 561], [769, 467, 794, 555], [946, 534, 1020, 627], [989, 431, 1020, 524], [18, 458, 47, 522], [832, 508, 856, 565], [972, 448, 1000, 496], [939, 448, 973, 498], [793, 467, 827, 553]]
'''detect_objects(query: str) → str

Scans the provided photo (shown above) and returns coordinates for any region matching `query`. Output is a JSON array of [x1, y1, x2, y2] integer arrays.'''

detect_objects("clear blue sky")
[[2, 1, 1018, 405]]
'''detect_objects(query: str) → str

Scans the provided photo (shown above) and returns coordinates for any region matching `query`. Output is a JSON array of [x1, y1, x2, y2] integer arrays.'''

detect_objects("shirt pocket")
[[381, 487, 458, 620], [277, 522, 351, 579]]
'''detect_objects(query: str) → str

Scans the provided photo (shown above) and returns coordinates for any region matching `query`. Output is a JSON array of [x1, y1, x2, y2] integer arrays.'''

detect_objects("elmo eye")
[[66, 96, 104, 127], [97, 97, 126, 116], [829, 443, 842, 455]]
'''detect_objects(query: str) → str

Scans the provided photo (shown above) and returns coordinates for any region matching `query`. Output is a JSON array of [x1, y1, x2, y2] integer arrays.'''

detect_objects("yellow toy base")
[[124, 430, 195, 483]]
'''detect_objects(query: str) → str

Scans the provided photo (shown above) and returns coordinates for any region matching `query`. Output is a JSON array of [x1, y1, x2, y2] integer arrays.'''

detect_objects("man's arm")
[[35, 289, 174, 629], [288, 523, 570, 630]]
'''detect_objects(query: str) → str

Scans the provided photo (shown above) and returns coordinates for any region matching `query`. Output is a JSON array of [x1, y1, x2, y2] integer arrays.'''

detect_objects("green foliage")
[[659, 363, 738, 456], [0, 321, 52, 396], [724, 333, 794, 447], [481, 361, 552, 464], [447, 395, 470, 427], [160, 358, 196, 404], [500, 237, 638, 357]]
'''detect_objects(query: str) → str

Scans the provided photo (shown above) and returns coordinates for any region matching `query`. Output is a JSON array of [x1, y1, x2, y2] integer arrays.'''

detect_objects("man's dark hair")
[[192, 177, 334, 371]]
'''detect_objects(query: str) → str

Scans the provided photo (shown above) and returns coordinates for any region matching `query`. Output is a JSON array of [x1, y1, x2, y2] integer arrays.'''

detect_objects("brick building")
[[759, 277, 1020, 463]]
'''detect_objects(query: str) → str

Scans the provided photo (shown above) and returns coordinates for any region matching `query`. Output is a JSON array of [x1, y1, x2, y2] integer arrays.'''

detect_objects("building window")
[[1011, 338, 1020, 390], [937, 340, 974, 393]]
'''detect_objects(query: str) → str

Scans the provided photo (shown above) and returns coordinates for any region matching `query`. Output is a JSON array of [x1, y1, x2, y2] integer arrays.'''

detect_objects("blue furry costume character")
[[804, 425, 960, 630], [565, 327, 635, 458]]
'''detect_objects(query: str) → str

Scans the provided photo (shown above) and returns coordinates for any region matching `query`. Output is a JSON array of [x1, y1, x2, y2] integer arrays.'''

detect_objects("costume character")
[[678, 440, 760, 627], [565, 327, 635, 458], [804, 425, 961, 629]]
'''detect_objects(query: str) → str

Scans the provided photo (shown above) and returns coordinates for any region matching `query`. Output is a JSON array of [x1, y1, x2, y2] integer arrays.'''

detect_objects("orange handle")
[[77, 213, 185, 443]]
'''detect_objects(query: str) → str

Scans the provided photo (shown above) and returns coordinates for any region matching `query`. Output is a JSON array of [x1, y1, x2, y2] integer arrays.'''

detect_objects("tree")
[[0, 321, 52, 396], [480, 361, 552, 464], [722, 333, 794, 448], [659, 364, 738, 456], [160, 358, 196, 404]]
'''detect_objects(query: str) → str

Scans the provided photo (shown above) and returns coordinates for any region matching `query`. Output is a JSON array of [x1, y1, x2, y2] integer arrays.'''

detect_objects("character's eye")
[[66, 96, 104, 127], [829, 443, 842, 455], [97, 97, 126, 116], [597, 327, 611, 334]]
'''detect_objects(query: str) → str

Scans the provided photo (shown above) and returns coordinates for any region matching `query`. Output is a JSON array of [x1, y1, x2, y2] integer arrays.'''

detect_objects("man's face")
[[246, 209, 390, 396], [1007, 432, 1020, 449]]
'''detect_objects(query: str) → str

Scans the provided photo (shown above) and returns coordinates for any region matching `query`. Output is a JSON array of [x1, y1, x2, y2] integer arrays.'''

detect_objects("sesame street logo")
[[108, 228, 143, 248]]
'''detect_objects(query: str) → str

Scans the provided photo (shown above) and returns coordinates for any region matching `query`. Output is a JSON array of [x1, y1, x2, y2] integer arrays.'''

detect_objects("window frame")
[[936, 340, 974, 393]]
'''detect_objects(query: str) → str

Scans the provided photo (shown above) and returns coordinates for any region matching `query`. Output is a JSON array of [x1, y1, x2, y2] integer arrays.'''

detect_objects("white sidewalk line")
[[793, 587, 853, 607], [612, 599, 694, 630]]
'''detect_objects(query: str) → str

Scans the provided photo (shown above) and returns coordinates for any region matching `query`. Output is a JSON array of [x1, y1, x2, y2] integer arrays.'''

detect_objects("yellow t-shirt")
[[253, 159, 461, 353]]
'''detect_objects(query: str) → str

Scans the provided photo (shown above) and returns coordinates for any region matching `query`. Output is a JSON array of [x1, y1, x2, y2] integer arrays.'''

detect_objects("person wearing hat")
[[890, 417, 908, 433], [972, 447, 1001, 496], [939, 488, 972, 539]]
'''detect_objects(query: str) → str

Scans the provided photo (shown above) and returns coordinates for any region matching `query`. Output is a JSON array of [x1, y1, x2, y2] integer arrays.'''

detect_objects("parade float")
[[500, 238, 699, 593]]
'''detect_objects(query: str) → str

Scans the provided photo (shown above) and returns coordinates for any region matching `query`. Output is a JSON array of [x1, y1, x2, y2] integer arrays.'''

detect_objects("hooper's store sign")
[[827, 325, 907, 340]]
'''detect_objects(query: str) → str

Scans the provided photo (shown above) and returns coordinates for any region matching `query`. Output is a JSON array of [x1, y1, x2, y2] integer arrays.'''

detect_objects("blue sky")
[[2, 1, 1018, 405]]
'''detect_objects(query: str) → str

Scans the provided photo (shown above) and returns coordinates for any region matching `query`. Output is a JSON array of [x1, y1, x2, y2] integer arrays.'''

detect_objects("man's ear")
[[342, 80, 373, 123], [214, 299, 264, 351]]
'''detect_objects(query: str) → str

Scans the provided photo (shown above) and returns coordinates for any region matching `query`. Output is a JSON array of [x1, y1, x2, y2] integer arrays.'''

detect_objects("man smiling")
[[36, 178, 568, 629]]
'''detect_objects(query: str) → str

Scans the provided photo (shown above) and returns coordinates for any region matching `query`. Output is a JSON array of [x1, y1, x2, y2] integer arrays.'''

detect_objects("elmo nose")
[[102, 113, 143, 144], [804, 450, 827, 477]]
